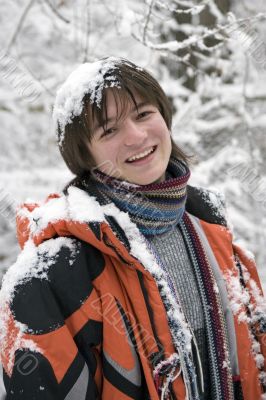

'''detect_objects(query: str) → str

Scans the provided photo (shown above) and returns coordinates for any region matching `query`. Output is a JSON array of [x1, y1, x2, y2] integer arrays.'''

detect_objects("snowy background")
[[0, 1, 266, 395], [0, 1, 266, 283]]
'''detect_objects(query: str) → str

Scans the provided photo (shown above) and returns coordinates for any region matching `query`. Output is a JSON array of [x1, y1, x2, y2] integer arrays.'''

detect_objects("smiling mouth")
[[126, 146, 156, 163]]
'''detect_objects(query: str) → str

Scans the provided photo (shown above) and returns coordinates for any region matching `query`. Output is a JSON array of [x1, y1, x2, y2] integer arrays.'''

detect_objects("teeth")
[[127, 147, 155, 162]]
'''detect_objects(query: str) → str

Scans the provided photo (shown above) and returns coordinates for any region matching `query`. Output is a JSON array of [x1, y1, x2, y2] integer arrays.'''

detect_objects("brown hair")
[[56, 58, 190, 177]]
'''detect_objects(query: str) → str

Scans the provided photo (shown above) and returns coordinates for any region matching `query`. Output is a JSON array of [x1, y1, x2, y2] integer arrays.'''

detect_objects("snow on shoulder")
[[0, 185, 108, 363], [17, 186, 105, 239], [199, 186, 228, 226], [53, 57, 127, 147], [0, 238, 78, 305]]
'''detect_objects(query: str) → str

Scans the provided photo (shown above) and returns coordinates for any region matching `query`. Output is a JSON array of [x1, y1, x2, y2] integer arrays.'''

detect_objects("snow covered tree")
[[125, 0, 266, 271]]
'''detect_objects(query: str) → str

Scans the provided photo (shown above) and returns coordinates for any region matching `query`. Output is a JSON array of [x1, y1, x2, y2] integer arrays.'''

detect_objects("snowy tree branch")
[[155, 0, 206, 16], [141, 12, 266, 54], [172, 0, 201, 8]]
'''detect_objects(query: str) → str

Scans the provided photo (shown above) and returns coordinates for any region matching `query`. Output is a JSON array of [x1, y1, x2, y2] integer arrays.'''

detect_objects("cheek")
[[159, 126, 171, 147], [159, 129, 172, 158], [88, 142, 107, 166], [92, 142, 120, 167]]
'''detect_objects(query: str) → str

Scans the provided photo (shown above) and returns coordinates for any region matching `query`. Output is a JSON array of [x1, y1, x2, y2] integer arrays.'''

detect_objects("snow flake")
[[197, 186, 228, 225], [225, 260, 266, 379], [224, 270, 250, 322], [254, 351, 264, 369], [259, 371, 266, 386], [213, 282, 219, 294], [222, 360, 229, 369]]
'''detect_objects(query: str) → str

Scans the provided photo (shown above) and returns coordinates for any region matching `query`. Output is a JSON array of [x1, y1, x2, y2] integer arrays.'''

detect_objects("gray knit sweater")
[[147, 224, 211, 399]]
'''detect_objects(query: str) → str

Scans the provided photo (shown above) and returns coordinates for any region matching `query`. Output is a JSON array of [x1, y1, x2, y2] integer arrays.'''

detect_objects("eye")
[[101, 127, 117, 138], [137, 110, 153, 119]]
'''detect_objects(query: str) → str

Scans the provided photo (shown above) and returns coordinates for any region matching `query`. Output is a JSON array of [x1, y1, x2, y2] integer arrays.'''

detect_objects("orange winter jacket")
[[0, 184, 265, 399]]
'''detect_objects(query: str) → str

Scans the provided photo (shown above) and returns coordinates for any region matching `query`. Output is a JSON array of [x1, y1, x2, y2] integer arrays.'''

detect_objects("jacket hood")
[[16, 184, 228, 249], [16, 186, 161, 270], [16, 187, 104, 248], [16, 184, 229, 281]]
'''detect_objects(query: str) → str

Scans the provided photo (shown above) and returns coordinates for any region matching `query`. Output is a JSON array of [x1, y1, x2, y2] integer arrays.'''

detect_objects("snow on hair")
[[53, 57, 141, 147]]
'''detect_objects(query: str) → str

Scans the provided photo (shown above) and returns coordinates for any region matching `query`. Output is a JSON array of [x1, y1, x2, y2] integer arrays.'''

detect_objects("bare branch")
[[6, 0, 36, 52], [18, 55, 54, 98], [82, 0, 91, 62], [143, 0, 155, 45], [42, 0, 70, 24], [240, 56, 260, 168]]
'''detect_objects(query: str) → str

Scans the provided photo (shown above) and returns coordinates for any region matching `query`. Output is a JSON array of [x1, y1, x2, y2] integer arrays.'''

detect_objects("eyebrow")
[[93, 101, 151, 131]]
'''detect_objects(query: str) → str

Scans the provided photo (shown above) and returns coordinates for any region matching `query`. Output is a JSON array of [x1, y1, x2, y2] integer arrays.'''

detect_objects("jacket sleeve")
[[232, 243, 266, 369], [0, 238, 103, 399]]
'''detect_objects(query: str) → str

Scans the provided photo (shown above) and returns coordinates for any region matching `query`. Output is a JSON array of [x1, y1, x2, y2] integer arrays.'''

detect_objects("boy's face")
[[88, 90, 172, 185]]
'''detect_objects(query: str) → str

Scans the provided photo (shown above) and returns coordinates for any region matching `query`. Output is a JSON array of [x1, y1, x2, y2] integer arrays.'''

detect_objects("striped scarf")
[[88, 157, 235, 399], [143, 215, 234, 400], [90, 157, 190, 236], [179, 214, 234, 400]]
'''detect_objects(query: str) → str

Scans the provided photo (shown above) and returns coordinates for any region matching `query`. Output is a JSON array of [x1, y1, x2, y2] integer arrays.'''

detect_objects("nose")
[[123, 120, 148, 147]]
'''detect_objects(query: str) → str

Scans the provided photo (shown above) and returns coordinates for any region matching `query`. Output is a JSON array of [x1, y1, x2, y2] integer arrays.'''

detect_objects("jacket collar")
[[17, 184, 228, 254]]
